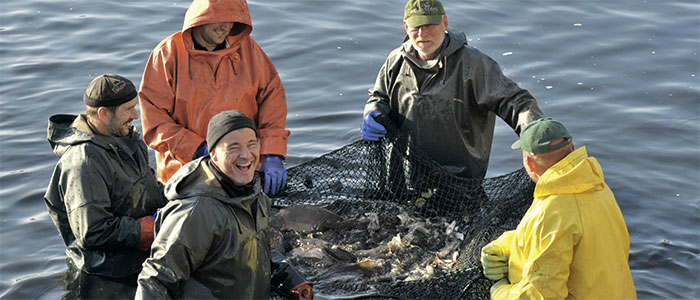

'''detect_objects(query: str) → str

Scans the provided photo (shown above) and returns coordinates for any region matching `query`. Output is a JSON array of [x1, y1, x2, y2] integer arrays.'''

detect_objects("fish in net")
[[271, 128, 533, 299]]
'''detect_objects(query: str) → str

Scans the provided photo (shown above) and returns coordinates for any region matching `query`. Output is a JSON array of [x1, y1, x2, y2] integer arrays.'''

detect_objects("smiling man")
[[139, 0, 290, 196], [44, 74, 166, 296], [136, 110, 313, 300], [362, 0, 545, 180]]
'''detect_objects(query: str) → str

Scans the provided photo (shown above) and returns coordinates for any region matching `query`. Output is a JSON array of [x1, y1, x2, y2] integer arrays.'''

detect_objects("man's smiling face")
[[210, 128, 260, 186], [192, 22, 233, 50]]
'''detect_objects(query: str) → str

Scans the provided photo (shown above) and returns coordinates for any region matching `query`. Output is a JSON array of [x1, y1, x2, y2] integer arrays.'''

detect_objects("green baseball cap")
[[404, 0, 445, 28], [511, 118, 572, 154]]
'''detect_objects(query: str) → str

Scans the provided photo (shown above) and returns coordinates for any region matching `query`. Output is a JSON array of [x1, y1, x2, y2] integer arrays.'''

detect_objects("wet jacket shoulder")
[[136, 158, 306, 299], [43, 114, 166, 278], [491, 147, 636, 299], [365, 28, 544, 178], [139, 0, 289, 183], [367, 28, 542, 130]]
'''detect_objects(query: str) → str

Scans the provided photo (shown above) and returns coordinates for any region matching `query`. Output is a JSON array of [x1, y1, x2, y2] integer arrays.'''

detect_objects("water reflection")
[[60, 259, 137, 300]]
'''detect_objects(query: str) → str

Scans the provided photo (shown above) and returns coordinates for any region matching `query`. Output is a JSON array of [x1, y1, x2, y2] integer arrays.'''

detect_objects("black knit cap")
[[206, 110, 258, 150], [83, 74, 137, 107]]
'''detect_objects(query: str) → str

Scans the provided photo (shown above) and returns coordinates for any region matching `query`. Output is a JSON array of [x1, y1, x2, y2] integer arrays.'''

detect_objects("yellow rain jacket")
[[490, 147, 636, 299]]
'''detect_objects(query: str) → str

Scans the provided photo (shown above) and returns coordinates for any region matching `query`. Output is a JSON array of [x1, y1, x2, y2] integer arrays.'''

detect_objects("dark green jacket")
[[136, 158, 305, 299], [44, 114, 166, 278], [365, 28, 544, 178]]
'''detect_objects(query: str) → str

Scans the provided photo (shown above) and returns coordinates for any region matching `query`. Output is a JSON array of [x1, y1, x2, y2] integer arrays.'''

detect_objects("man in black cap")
[[136, 110, 313, 300], [44, 74, 167, 297]]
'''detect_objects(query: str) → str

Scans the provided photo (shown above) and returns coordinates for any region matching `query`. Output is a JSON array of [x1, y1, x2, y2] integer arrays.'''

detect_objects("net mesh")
[[272, 128, 533, 300]]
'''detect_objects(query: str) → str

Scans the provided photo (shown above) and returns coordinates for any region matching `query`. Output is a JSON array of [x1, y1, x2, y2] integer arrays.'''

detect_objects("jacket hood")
[[534, 146, 606, 198], [164, 157, 262, 207], [47, 114, 141, 158], [401, 27, 467, 68], [182, 0, 252, 41], [443, 28, 468, 56]]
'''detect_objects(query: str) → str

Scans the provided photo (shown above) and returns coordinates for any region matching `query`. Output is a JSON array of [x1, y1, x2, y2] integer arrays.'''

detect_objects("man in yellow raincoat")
[[480, 118, 636, 299]]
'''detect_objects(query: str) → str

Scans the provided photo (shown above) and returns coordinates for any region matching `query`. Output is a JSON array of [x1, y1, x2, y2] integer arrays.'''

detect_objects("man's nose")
[[239, 146, 251, 158]]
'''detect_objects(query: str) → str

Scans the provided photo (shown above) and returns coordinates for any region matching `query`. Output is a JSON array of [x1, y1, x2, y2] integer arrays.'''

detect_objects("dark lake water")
[[1, 0, 698, 298]]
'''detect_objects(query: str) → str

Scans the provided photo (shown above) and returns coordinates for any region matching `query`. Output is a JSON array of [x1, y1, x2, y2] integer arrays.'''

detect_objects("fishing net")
[[272, 125, 534, 300]]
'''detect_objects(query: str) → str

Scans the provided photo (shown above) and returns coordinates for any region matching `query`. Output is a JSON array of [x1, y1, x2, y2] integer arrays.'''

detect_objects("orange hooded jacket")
[[139, 0, 289, 183]]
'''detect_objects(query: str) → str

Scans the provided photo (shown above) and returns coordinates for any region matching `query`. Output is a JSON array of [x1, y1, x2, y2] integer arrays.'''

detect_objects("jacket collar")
[[165, 157, 263, 209], [534, 146, 606, 198], [401, 28, 468, 69], [47, 114, 140, 158]]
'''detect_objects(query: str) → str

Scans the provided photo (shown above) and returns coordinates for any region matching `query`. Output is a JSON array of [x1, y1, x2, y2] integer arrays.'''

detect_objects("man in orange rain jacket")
[[139, 0, 290, 195]]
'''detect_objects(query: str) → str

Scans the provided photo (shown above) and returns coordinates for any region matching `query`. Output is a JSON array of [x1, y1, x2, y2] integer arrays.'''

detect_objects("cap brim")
[[510, 139, 522, 150], [406, 14, 443, 28]]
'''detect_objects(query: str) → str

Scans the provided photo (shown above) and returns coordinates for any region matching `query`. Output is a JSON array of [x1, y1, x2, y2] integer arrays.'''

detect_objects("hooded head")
[[183, 0, 253, 45]]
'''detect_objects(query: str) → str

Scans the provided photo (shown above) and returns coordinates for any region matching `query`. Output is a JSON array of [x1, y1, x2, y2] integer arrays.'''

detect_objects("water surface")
[[1, 0, 698, 298]]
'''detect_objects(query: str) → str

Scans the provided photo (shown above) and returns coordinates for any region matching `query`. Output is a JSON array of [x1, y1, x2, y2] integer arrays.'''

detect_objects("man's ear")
[[524, 154, 537, 173], [209, 147, 218, 163], [96, 107, 111, 122]]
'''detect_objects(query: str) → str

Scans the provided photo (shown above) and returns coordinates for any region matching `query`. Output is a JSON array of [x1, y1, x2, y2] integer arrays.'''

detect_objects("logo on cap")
[[409, 1, 440, 14], [511, 118, 572, 154], [112, 81, 126, 94]]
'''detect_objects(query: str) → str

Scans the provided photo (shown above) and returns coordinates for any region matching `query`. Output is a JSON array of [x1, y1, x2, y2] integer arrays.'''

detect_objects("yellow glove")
[[481, 242, 509, 280]]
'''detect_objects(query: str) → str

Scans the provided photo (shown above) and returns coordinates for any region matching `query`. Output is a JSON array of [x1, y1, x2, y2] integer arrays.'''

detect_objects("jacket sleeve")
[[270, 248, 308, 299], [139, 47, 205, 163], [365, 55, 396, 117], [136, 200, 214, 299], [61, 147, 141, 250], [491, 202, 578, 300], [470, 52, 544, 135], [254, 43, 290, 157]]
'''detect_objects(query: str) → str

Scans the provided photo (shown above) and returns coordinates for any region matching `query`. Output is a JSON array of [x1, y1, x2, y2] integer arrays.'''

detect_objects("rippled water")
[[1, 0, 698, 298]]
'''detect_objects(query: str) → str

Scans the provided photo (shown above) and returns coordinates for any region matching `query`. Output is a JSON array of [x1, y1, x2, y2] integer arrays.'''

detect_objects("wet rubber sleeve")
[[469, 54, 544, 135], [364, 55, 395, 117], [491, 208, 576, 299], [61, 147, 141, 250], [139, 49, 205, 165], [492, 230, 515, 258], [255, 65, 290, 157], [136, 201, 215, 299]]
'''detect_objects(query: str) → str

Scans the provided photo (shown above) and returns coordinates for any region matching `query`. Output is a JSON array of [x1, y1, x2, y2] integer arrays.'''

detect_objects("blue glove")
[[193, 142, 208, 159], [361, 111, 387, 141], [261, 155, 287, 196]]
